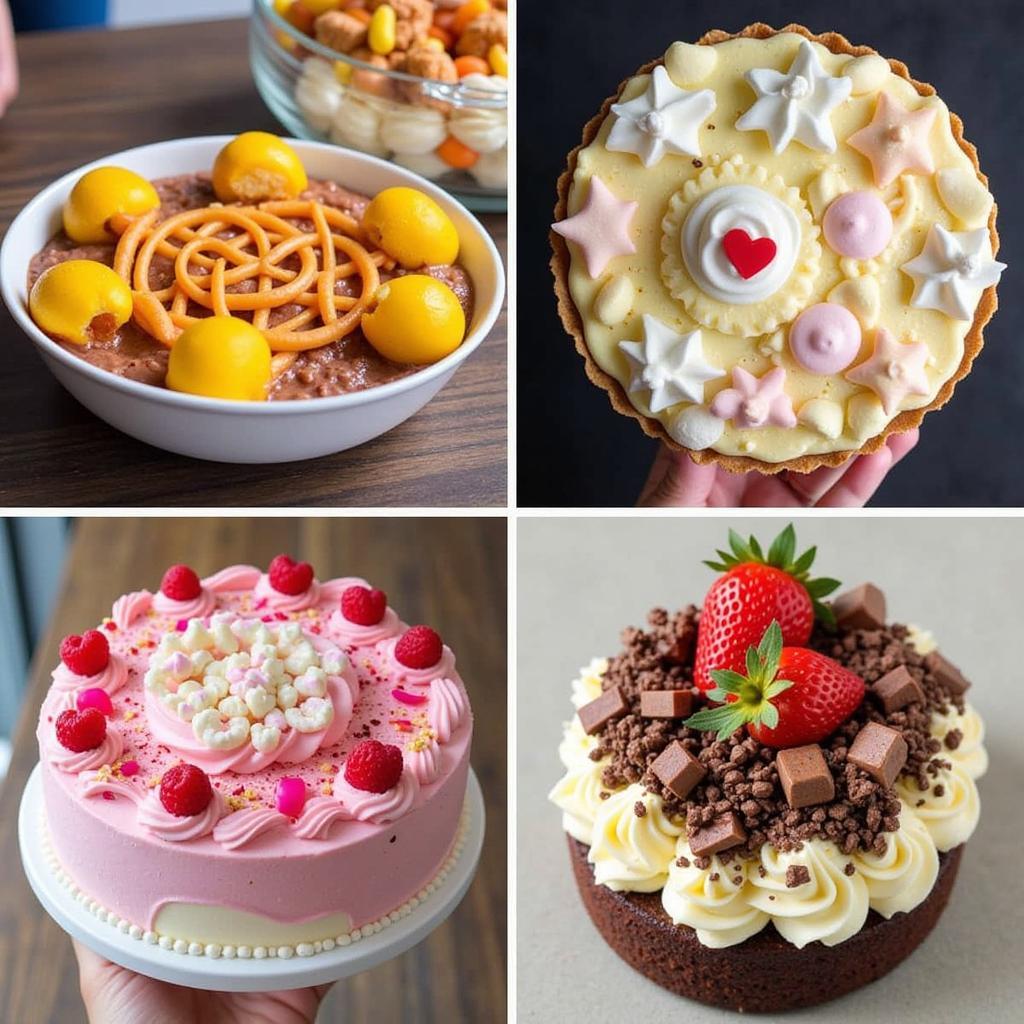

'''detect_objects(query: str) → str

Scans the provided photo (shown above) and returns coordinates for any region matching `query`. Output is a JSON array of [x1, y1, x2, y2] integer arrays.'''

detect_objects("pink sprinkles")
[[391, 688, 426, 706]]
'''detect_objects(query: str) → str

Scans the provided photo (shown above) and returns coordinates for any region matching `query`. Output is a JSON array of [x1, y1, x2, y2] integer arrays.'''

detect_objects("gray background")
[[517, 0, 1023, 506], [517, 517, 1024, 1022]]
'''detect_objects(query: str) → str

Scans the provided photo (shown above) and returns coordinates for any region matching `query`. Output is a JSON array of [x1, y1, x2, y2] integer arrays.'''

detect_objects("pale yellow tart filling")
[[562, 32, 1000, 463]]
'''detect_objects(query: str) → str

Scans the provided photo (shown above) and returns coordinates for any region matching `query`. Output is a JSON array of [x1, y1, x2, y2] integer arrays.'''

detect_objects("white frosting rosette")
[[450, 74, 508, 154], [570, 658, 606, 708], [557, 716, 598, 769], [746, 840, 869, 948], [330, 95, 386, 156], [469, 147, 507, 189], [662, 840, 769, 947], [896, 761, 980, 851], [929, 704, 988, 779], [851, 802, 938, 917], [587, 785, 683, 892], [379, 104, 448, 155], [548, 758, 611, 844]]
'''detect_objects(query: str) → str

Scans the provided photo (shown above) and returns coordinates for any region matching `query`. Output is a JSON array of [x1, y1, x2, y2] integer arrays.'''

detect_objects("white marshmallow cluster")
[[145, 615, 345, 753]]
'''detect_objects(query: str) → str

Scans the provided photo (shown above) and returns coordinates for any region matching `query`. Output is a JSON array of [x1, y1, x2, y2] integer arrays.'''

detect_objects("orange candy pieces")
[[437, 136, 479, 169], [454, 54, 490, 77]]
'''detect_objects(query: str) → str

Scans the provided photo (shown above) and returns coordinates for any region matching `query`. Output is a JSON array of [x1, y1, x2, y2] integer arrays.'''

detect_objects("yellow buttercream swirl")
[[746, 840, 869, 947], [661, 839, 768, 947], [588, 784, 683, 892], [570, 658, 607, 708], [548, 757, 612, 844], [896, 761, 980, 851], [851, 802, 938, 917], [929, 703, 988, 779]]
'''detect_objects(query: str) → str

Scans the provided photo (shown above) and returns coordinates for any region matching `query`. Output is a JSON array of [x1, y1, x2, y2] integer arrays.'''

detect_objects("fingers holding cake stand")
[[19, 765, 485, 993]]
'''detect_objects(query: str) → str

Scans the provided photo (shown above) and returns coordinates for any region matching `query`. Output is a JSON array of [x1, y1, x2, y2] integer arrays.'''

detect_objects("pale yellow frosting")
[[563, 32, 998, 462]]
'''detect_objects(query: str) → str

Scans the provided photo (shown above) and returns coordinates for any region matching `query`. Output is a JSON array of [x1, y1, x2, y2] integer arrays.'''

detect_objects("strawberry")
[[344, 740, 404, 793], [395, 625, 443, 669], [55, 708, 107, 752], [268, 554, 314, 596], [686, 621, 865, 748], [60, 629, 110, 676], [693, 525, 840, 691], [341, 585, 387, 626], [160, 764, 213, 817], [160, 565, 202, 601]]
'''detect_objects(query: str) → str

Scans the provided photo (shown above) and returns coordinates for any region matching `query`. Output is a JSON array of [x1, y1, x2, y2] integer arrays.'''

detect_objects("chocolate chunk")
[[688, 812, 746, 858], [577, 685, 628, 735], [661, 631, 693, 664], [831, 583, 886, 630], [785, 864, 810, 888], [872, 665, 925, 713], [924, 652, 971, 694], [640, 689, 693, 719], [776, 744, 835, 809], [848, 722, 908, 788], [651, 741, 706, 800]]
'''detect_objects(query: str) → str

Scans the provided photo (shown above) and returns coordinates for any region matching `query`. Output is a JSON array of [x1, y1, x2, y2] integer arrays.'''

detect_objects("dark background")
[[517, 0, 1022, 507]]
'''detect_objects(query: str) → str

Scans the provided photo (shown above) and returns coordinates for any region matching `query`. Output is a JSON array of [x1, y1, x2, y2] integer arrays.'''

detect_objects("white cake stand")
[[19, 763, 485, 992]]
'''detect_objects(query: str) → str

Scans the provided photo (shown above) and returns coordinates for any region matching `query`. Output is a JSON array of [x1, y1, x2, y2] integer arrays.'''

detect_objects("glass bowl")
[[250, 0, 508, 212]]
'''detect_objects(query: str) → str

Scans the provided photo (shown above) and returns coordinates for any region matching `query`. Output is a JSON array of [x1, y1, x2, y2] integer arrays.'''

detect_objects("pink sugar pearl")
[[789, 303, 862, 375], [276, 777, 307, 818], [120, 760, 140, 777], [76, 687, 113, 717], [823, 191, 893, 259]]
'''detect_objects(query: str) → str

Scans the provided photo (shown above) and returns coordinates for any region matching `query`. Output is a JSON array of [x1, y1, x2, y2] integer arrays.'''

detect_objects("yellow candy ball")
[[63, 166, 160, 244], [300, 0, 340, 14], [166, 316, 273, 401], [29, 259, 133, 346], [362, 275, 466, 364], [362, 187, 459, 270], [211, 132, 308, 204]]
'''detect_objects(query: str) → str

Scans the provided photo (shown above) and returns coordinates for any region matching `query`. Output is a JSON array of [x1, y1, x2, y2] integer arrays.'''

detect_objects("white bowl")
[[0, 136, 505, 463]]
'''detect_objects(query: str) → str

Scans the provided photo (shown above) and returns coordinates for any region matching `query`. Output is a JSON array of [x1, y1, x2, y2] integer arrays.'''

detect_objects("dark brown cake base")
[[568, 835, 963, 1013]]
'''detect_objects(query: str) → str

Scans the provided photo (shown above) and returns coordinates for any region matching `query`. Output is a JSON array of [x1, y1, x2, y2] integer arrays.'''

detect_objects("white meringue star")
[[901, 224, 1005, 321], [618, 315, 724, 412], [736, 39, 852, 154], [606, 65, 716, 167]]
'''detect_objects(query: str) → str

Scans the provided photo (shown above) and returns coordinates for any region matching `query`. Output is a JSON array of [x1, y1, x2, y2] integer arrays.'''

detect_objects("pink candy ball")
[[276, 777, 307, 818], [76, 687, 113, 717], [789, 303, 862, 375], [823, 191, 893, 260]]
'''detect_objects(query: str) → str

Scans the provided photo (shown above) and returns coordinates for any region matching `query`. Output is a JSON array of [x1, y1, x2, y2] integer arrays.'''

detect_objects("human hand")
[[638, 429, 919, 508], [74, 940, 331, 1024], [0, 2, 18, 117]]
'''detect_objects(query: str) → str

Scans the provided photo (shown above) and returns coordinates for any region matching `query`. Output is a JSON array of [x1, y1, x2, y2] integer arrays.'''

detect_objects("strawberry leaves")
[[704, 524, 841, 627], [684, 621, 795, 741]]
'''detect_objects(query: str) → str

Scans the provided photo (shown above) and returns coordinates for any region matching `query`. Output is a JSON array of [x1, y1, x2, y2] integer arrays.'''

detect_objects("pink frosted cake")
[[35, 555, 473, 959]]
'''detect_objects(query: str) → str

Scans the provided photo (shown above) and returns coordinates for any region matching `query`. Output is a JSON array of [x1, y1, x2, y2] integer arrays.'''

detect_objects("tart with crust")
[[551, 24, 1004, 473]]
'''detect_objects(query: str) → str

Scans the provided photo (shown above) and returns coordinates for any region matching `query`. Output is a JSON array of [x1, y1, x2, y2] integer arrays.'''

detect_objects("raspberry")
[[268, 554, 313, 596], [55, 708, 107, 752], [394, 625, 442, 669], [159, 764, 213, 817], [59, 630, 110, 676], [341, 585, 387, 626], [344, 740, 403, 793], [161, 564, 202, 601]]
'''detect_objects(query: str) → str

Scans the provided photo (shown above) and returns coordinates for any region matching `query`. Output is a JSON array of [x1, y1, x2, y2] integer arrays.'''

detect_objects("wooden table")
[[0, 517, 507, 1023], [0, 21, 507, 507]]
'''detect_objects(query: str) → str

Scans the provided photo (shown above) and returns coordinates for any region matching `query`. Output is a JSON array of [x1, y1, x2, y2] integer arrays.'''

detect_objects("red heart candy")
[[60, 629, 110, 676], [268, 554, 314, 596], [722, 228, 777, 280]]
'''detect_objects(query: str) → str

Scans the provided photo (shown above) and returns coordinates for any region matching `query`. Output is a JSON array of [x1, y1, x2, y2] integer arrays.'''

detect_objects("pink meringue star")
[[847, 92, 937, 188], [709, 366, 796, 429], [552, 175, 637, 278], [845, 327, 930, 415]]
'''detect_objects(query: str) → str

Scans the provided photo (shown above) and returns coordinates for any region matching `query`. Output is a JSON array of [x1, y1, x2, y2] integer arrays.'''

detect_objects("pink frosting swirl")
[[428, 677, 469, 743], [152, 588, 216, 619], [318, 576, 356, 609], [212, 807, 288, 850], [112, 590, 153, 629], [292, 796, 354, 840], [254, 574, 321, 612], [202, 564, 262, 592], [45, 727, 124, 774], [381, 638, 457, 687], [50, 653, 129, 696], [138, 788, 225, 842], [77, 770, 143, 804], [334, 770, 420, 824], [405, 740, 443, 785]]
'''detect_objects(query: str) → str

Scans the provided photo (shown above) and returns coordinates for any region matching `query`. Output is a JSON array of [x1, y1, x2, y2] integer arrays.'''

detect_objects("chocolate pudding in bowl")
[[1, 134, 504, 462]]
